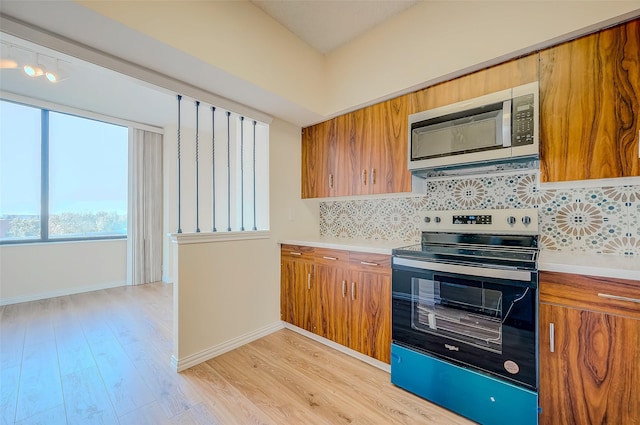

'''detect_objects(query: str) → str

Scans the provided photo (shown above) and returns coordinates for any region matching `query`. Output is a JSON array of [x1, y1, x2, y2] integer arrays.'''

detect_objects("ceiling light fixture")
[[45, 59, 70, 83], [0, 43, 18, 69], [23, 53, 44, 77], [1, 42, 72, 83]]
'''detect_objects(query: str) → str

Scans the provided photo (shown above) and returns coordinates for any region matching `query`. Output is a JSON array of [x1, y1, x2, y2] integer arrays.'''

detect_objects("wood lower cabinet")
[[281, 245, 392, 363], [280, 245, 317, 333], [349, 264, 391, 363], [539, 18, 640, 182], [539, 271, 640, 425], [314, 248, 351, 345]]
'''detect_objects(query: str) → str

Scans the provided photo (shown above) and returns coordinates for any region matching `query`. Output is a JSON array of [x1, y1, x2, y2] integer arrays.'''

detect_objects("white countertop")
[[279, 236, 408, 255], [538, 250, 640, 281], [279, 237, 640, 281]]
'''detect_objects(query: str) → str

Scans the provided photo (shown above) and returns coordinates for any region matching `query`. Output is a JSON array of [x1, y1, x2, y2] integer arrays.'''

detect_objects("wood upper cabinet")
[[301, 119, 338, 198], [301, 95, 411, 198], [365, 96, 412, 195], [538, 271, 640, 425], [336, 110, 366, 196], [410, 53, 539, 113], [539, 18, 640, 182]]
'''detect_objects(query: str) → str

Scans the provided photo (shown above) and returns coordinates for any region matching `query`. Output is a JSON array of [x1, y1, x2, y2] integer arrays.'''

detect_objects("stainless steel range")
[[391, 208, 539, 425]]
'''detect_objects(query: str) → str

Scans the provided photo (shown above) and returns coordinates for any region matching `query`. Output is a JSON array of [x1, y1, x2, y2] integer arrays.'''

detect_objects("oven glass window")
[[411, 275, 504, 353]]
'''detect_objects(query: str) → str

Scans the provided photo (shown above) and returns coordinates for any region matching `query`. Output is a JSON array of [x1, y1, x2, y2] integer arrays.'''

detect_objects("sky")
[[0, 99, 128, 216]]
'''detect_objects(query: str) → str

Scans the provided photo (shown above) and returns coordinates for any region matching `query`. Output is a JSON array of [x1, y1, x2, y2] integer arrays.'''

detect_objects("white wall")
[[0, 239, 126, 305]]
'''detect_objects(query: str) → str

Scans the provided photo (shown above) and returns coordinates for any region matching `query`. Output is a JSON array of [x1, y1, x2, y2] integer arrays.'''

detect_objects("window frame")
[[0, 98, 129, 245]]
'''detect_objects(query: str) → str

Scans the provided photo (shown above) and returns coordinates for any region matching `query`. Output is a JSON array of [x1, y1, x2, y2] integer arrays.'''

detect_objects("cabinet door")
[[539, 303, 640, 425], [314, 248, 351, 342], [302, 95, 412, 198], [365, 95, 412, 195], [336, 110, 366, 196], [539, 19, 640, 182], [411, 53, 539, 113], [349, 270, 391, 363], [301, 119, 338, 198], [281, 256, 316, 332], [316, 263, 350, 345]]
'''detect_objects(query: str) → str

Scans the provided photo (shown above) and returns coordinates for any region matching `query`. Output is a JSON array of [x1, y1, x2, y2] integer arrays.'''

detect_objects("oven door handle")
[[392, 257, 532, 282]]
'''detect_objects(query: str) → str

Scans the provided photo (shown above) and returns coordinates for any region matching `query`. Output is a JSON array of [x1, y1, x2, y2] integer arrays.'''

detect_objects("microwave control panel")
[[512, 93, 535, 146]]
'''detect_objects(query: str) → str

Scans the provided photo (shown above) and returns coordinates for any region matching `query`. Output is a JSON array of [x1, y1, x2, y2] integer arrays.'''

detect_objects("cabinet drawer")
[[540, 271, 640, 320], [349, 252, 391, 274], [315, 248, 350, 267], [281, 244, 315, 261]]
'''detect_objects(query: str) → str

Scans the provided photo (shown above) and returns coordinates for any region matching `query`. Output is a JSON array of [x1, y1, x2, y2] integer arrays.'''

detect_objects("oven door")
[[392, 257, 537, 390]]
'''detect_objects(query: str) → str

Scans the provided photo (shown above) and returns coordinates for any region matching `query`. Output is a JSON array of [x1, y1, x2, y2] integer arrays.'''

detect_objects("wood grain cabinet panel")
[[336, 110, 366, 196], [280, 246, 392, 363], [280, 247, 317, 333], [539, 304, 640, 425], [314, 248, 351, 345], [410, 53, 539, 113], [301, 95, 411, 198], [539, 271, 640, 425], [366, 96, 412, 195], [301, 119, 338, 198], [318, 249, 392, 363], [349, 268, 391, 363], [539, 18, 640, 182]]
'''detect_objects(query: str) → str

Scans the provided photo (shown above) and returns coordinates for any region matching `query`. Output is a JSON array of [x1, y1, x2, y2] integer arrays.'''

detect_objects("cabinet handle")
[[598, 293, 640, 304], [307, 273, 311, 290], [549, 323, 555, 353], [322, 256, 337, 261], [290, 252, 302, 256], [361, 169, 367, 185], [370, 168, 376, 185], [360, 261, 379, 266], [351, 282, 356, 300], [638, 130, 640, 158], [329, 173, 334, 189], [342, 280, 346, 298]]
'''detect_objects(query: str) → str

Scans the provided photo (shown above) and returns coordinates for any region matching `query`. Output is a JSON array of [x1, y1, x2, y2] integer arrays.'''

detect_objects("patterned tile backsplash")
[[319, 172, 640, 255]]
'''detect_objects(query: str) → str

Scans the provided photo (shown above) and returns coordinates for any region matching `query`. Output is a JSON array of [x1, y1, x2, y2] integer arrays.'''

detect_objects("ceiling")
[[0, 1, 418, 129], [250, 0, 418, 54]]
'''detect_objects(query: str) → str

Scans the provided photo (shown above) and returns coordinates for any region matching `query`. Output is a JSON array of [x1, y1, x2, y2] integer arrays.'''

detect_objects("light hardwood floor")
[[0, 282, 473, 424]]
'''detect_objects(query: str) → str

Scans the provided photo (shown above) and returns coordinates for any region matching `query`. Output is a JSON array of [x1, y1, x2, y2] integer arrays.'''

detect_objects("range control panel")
[[421, 208, 538, 234], [453, 214, 492, 225]]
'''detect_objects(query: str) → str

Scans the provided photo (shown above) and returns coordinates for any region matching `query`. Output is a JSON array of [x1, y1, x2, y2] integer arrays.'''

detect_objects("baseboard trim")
[[172, 320, 285, 372], [283, 323, 391, 373], [0, 280, 127, 306]]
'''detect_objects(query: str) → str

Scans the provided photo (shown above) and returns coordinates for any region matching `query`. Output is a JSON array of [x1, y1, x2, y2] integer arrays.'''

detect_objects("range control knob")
[[507, 216, 517, 225], [434, 217, 441, 223], [424, 216, 431, 223], [522, 216, 532, 225]]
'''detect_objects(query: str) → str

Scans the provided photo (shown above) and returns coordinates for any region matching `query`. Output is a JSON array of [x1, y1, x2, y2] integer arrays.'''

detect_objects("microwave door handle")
[[502, 99, 512, 147]]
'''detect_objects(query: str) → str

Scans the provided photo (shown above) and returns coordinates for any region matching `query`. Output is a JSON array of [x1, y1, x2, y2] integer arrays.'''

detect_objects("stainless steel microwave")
[[408, 81, 539, 172]]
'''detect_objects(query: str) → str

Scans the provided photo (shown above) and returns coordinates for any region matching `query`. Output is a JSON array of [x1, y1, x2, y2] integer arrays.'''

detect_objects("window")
[[0, 99, 128, 243]]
